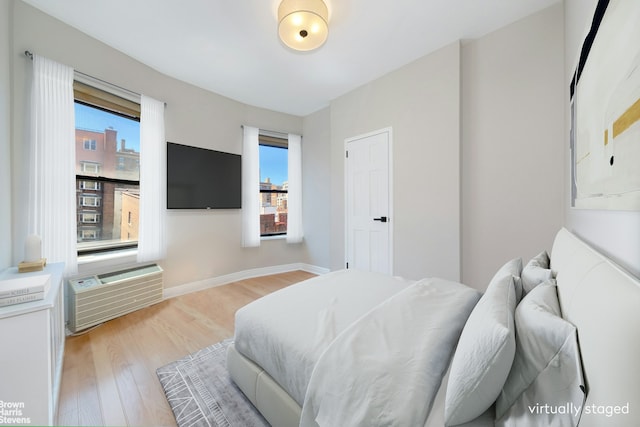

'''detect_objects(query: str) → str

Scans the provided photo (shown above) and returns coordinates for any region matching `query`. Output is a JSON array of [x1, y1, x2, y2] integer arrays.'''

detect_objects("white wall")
[[325, 5, 566, 288], [564, 0, 640, 278], [329, 42, 462, 281], [0, 1, 11, 270], [461, 4, 565, 289], [6, 0, 585, 291], [302, 107, 332, 269], [9, 0, 315, 288]]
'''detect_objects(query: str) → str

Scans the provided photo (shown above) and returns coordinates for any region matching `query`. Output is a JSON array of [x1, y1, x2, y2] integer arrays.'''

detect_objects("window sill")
[[261, 234, 286, 241], [77, 247, 138, 276]]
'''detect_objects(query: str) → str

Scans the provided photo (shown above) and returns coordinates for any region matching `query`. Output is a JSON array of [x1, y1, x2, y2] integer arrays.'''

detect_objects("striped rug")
[[157, 339, 269, 427]]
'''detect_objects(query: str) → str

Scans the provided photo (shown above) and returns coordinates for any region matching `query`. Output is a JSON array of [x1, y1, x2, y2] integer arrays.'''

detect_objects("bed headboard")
[[550, 228, 640, 426]]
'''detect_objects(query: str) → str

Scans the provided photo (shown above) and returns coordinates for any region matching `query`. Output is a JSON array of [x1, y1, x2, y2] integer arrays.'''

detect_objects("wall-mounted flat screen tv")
[[167, 142, 242, 209]]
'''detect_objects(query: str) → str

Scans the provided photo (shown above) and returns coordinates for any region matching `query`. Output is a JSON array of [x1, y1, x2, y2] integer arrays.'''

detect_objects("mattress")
[[233, 269, 415, 406]]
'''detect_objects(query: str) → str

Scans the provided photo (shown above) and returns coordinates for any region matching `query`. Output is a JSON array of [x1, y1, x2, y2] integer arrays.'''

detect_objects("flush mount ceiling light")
[[278, 0, 329, 51]]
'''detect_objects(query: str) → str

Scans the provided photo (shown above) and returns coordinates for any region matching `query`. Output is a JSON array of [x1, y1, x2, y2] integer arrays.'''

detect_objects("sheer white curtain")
[[242, 126, 260, 247], [137, 95, 167, 262], [286, 133, 304, 243], [28, 54, 77, 275]]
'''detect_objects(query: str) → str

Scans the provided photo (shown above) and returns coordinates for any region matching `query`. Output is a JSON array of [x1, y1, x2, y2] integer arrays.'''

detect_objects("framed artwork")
[[570, 0, 640, 211]]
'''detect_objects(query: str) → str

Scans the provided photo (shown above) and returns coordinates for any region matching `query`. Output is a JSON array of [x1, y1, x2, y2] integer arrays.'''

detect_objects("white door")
[[345, 128, 392, 274]]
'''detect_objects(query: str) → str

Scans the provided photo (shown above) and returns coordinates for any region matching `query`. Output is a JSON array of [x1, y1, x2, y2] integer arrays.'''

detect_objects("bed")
[[227, 228, 640, 426]]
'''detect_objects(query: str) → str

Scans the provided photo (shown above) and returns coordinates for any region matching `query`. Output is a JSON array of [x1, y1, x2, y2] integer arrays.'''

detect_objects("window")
[[79, 180, 101, 190], [80, 196, 101, 207], [80, 161, 101, 174], [74, 80, 141, 254], [81, 212, 101, 223], [259, 135, 288, 237], [83, 139, 97, 150], [80, 229, 99, 240]]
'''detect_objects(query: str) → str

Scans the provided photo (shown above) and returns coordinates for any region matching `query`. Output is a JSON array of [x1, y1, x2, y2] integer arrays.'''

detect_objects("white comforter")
[[299, 277, 480, 427], [234, 269, 417, 406]]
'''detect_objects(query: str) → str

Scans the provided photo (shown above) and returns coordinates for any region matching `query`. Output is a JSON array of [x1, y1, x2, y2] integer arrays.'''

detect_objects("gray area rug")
[[157, 339, 270, 427]]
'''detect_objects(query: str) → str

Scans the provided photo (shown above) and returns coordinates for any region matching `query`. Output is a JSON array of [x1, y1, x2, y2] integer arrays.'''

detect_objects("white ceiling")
[[22, 0, 559, 116]]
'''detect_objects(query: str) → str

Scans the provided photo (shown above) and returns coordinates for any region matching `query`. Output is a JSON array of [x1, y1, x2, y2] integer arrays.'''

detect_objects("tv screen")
[[167, 142, 242, 209]]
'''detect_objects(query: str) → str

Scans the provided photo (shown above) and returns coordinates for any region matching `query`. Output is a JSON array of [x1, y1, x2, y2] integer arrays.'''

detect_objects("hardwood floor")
[[56, 270, 316, 427]]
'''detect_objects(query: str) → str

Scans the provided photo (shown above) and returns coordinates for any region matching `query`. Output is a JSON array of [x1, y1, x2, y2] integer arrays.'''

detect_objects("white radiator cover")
[[68, 264, 163, 333]]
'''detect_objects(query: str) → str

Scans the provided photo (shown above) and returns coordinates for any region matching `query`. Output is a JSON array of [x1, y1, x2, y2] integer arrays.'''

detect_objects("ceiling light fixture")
[[278, 0, 328, 52]]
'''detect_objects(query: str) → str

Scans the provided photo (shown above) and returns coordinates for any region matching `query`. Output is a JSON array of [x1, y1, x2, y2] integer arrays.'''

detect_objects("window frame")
[[80, 229, 99, 240], [80, 212, 101, 223], [80, 161, 101, 174], [74, 79, 141, 256], [259, 135, 289, 238], [80, 195, 101, 207], [79, 180, 101, 190], [83, 139, 97, 150]]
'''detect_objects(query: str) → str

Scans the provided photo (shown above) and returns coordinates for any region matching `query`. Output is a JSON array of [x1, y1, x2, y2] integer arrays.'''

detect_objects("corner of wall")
[[0, 0, 14, 270]]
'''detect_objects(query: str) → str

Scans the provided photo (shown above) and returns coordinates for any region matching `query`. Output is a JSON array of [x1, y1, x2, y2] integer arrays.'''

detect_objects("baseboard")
[[162, 263, 330, 300]]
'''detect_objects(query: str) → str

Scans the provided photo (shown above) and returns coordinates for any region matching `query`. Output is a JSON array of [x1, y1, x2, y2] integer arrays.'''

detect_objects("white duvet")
[[234, 270, 481, 427], [299, 277, 480, 427], [234, 269, 416, 406]]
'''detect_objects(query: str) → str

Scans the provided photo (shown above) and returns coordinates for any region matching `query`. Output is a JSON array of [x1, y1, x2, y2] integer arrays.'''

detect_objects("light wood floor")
[[56, 270, 315, 427]]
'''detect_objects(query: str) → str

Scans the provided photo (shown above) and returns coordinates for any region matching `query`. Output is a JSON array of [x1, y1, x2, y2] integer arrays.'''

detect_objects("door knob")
[[373, 216, 388, 223]]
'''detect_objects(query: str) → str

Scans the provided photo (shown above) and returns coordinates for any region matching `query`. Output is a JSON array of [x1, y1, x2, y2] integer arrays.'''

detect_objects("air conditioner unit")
[[68, 264, 163, 333]]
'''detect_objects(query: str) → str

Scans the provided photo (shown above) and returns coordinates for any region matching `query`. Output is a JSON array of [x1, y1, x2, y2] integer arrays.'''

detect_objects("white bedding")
[[299, 277, 480, 427], [234, 269, 417, 405], [229, 228, 640, 427]]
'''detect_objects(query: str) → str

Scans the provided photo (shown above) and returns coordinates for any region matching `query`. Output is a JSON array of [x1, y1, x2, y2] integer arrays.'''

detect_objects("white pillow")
[[495, 258, 523, 302], [521, 251, 553, 295], [495, 280, 586, 426], [444, 270, 517, 426]]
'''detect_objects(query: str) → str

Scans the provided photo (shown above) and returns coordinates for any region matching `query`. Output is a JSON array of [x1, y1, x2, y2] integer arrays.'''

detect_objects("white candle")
[[24, 234, 42, 262]]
